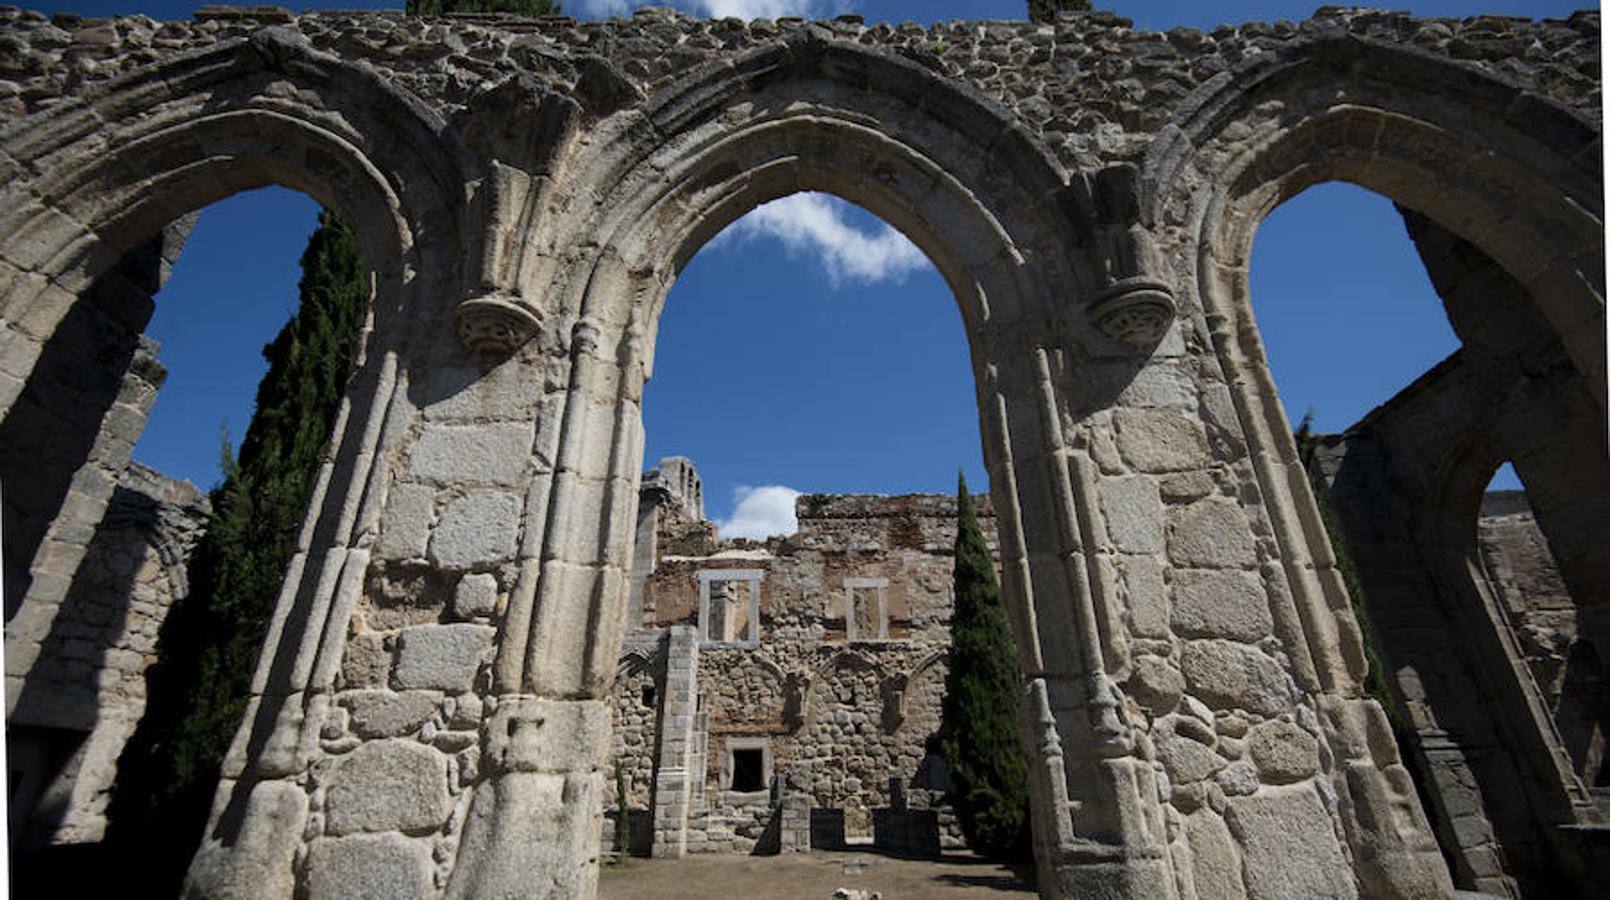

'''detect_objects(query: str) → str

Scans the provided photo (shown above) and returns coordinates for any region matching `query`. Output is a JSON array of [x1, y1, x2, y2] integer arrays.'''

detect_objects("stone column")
[[444, 299, 646, 898], [650, 626, 700, 858]]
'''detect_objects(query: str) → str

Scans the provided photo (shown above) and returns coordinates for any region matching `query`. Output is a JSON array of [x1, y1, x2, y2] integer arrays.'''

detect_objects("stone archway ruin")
[[0, 6, 1601, 899]]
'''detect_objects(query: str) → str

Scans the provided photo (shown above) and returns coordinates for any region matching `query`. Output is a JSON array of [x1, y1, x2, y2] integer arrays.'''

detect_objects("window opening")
[[844, 578, 889, 642], [697, 569, 762, 644], [730, 748, 766, 793]]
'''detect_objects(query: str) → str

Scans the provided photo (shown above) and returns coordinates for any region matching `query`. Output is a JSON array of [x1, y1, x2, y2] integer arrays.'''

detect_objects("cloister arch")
[[450, 45, 1194, 898], [0, 28, 477, 890], [1, 8, 1600, 899], [1148, 33, 1606, 897]]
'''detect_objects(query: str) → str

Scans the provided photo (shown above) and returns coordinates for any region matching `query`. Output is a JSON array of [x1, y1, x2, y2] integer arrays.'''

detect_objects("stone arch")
[[0, 29, 474, 641], [1143, 32, 1603, 696], [701, 648, 793, 734], [1138, 36, 1601, 898], [1422, 439, 1599, 892], [878, 648, 948, 735], [0, 28, 483, 890], [1149, 34, 1603, 411], [468, 38, 1197, 896], [0, 28, 475, 332]]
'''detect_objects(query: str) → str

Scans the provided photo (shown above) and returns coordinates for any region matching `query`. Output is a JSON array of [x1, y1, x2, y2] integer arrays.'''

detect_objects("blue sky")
[[34, 0, 1568, 534]]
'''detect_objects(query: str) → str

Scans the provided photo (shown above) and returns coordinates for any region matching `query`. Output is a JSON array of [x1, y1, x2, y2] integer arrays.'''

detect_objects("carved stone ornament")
[[455, 293, 543, 354], [1090, 277, 1176, 347]]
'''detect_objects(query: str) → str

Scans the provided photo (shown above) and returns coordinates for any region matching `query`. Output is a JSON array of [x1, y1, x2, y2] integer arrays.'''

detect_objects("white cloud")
[[573, 0, 820, 21], [711, 193, 928, 287], [717, 485, 801, 540], [693, 0, 818, 18], [574, 0, 634, 17]]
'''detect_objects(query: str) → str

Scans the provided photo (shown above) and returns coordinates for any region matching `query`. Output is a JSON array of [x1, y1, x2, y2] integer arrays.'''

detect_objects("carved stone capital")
[[1090, 277, 1176, 347], [455, 293, 543, 355]]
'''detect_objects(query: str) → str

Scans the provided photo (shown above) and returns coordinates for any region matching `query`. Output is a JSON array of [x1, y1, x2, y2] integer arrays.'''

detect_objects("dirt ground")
[[598, 849, 1037, 899]]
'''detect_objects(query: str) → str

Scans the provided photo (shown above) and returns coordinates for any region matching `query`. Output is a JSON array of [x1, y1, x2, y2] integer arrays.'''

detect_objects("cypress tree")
[[106, 209, 369, 893], [934, 472, 1031, 859], [1028, 0, 1092, 24]]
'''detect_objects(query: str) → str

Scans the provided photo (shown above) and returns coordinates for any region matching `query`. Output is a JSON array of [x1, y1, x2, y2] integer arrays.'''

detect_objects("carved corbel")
[[782, 670, 811, 732], [1084, 166, 1178, 347], [455, 292, 544, 355], [1089, 272, 1176, 348], [451, 76, 584, 355]]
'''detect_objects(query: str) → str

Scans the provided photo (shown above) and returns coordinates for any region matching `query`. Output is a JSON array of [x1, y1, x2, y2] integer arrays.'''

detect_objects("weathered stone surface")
[[184, 780, 306, 899], [377, 482, 435, 560], [1215, 760, 1260, 797], [1247, 720, 1320, 784], [324, 739, 451, 836], [422, 359, 544, 422], [444, 771, 602, 900], [1112, 408, 1211, 473], [392, 623, 495, 693], [407, 422, 532, 486], [428, 491, 521, 570], [1156, 716, 1224, 784], [340, 632, 390, 689], [1127, 655, 1184, 712], [453, 572, 499, 620], [6, 5, 1580, 895], [1119, 554, 1170, 638], [1225, 786, 1356, 899], [1100, 476, 1165, 553], [1180, 640, 1293, 717], [1113, 363, 1197, 410], [1171, 570, 1273, 642], [303, 833, 433, 900], [1166, 498, 1257, 568], [340, 689, 440, 739], [1185, 809, 1248, 900]]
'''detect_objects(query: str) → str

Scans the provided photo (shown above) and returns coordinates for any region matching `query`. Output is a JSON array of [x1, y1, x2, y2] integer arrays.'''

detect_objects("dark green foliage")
[[1028, 0, 1092, 23], [408, 0, 562, 15], [1293, 411, 1403, 729], [105, 210, 369, 892], [934, 472, 1031, 860]]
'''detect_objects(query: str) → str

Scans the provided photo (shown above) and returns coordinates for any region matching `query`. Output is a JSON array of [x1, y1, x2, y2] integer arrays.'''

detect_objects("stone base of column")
[[1046, 843, 1175, 900], [442, 696, 611, 900], [444, 770, 604, 900]]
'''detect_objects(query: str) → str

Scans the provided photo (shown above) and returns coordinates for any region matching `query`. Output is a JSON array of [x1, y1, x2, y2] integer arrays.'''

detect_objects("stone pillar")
[[442, 312, 642, 900], [650, 626, 700, 858], [778, 762, 812, 853]]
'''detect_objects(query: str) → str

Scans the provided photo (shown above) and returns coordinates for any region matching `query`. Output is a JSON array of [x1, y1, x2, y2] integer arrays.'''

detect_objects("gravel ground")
[[598, 849, 1037, 899]]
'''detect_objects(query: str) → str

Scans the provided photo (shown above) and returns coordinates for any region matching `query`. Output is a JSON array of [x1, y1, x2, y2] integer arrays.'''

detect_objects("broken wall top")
[[1, 5, 1598, 176]]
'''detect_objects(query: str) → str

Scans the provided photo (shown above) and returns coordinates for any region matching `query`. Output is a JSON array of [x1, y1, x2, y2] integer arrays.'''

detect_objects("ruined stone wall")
[[613, 488, 996, 854], [9, 462, 208, 846], [0, 7, 1597, 166], [1478, 492, 1607, 803], [3, 220, 191, 705], [1, 5, 1601, 898]]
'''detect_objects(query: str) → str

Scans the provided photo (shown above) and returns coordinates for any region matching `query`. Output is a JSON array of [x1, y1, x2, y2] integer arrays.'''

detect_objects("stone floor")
[[598, 849, 1037, 898]]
